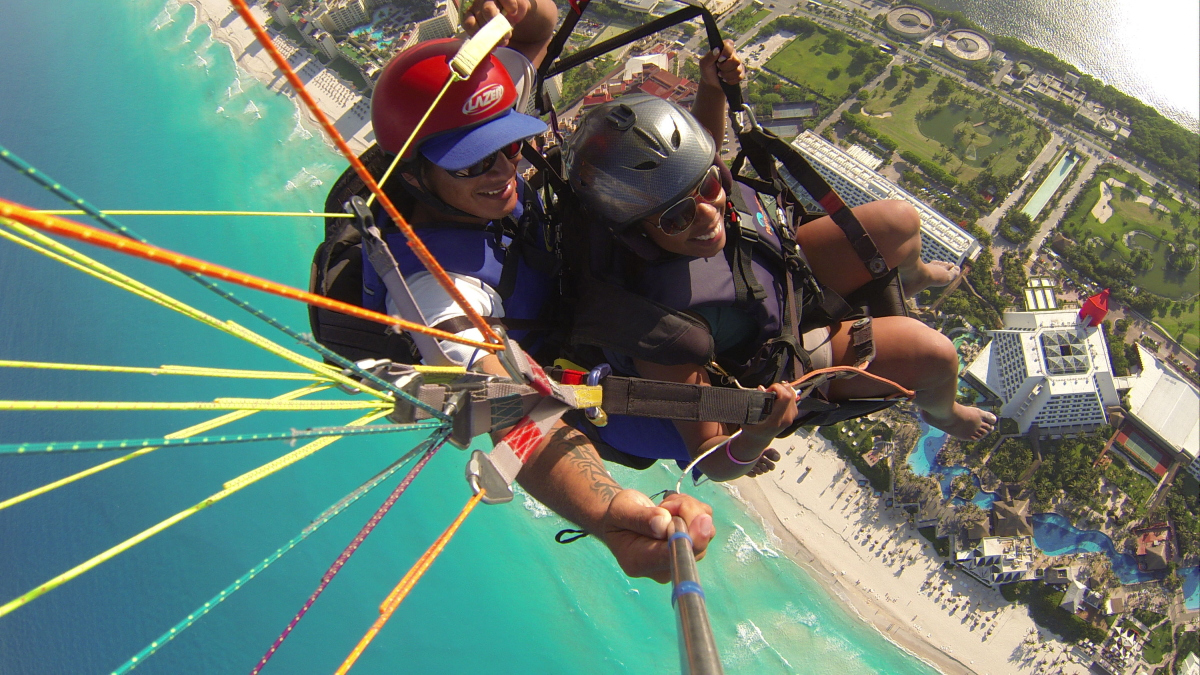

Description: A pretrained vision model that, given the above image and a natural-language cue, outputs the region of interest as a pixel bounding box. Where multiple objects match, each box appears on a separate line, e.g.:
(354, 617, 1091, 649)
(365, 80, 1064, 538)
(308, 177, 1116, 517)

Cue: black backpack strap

(734, 127, 891, 280)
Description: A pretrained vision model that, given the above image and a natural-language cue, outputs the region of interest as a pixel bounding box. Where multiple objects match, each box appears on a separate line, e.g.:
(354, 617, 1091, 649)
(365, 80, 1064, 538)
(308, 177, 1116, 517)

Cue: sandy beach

(185, 0, 373, 154)
(731, 432, 1093, 675)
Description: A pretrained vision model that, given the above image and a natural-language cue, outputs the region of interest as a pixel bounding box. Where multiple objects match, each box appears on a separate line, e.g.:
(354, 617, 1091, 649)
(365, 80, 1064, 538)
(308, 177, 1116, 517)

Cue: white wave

(242, 100, 261, 119)
(193, 50, 209, 71)
(284, 166, 324, 192)
(288, 106, 314, 141)
(151, 0, 181, 31)
(725, 522, 780, 565)
(215, 106, 224, 114)
(225, 75, 244, 101)
(731, 620, 794, 670)
(518, 487, 552, 519)
(181, 3, 200, 43)
(779, 601, 819, 630)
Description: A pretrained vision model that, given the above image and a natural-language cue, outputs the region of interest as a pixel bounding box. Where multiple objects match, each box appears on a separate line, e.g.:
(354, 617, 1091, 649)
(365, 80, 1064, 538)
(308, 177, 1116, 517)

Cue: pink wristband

(724, 437, 762, 465)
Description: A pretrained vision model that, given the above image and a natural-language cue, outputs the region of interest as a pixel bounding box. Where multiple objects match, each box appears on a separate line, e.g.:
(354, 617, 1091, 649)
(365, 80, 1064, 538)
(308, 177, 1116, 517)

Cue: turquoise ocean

(0, 2, 940, 673)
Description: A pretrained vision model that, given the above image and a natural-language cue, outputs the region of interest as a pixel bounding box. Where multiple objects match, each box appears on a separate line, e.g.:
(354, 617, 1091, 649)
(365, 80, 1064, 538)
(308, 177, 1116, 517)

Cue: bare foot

(923, 261, 960, 288)
(921, 405, 996, 441)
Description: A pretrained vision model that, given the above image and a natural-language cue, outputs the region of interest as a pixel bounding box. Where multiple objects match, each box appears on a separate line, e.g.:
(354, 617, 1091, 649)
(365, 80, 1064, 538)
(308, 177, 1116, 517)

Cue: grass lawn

(1142, 621, 1174, 664)
(724, 6, 771, 35)
(1058, 167, 1199, 352)
(590, 24, 627, 46)
(859, 70, 1045, 183)
(764, 28, 887, 102)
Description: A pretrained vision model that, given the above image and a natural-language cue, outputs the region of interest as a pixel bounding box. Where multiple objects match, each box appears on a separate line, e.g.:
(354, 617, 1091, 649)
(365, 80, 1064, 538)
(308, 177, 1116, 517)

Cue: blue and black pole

(669, 514, 724, 675)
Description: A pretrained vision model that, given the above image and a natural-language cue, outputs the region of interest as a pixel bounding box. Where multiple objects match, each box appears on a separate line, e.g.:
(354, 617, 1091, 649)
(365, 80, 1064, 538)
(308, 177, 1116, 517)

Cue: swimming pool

(945, 469, 997, 509)
(907, 422, 946, 476)
(907, 423, 997, 507)
(1184, 566, 1199, 611)
(1021, 151, 1080, 220)
(1032, 513, 1160, 585)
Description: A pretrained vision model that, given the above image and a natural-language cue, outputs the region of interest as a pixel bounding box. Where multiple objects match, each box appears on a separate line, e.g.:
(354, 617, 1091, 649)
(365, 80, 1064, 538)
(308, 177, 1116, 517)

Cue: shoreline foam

(730, 432, 1093, 675)
(184, 0, 372, 155)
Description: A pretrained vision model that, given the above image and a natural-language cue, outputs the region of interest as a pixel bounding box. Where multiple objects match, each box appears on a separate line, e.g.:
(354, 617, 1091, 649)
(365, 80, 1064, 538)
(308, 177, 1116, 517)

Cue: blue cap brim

(420, 109, 548, 171)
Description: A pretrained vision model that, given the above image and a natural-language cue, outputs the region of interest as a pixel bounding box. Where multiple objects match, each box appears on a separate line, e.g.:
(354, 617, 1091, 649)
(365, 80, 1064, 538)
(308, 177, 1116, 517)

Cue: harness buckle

(338, 358, 394, 395)
(465, 449, 515, 505)
(847, 316, 876, 371)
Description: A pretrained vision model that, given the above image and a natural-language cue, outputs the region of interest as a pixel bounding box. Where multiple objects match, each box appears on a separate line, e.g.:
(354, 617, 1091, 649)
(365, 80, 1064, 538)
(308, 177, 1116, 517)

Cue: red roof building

(1079, 289, 1110, 327)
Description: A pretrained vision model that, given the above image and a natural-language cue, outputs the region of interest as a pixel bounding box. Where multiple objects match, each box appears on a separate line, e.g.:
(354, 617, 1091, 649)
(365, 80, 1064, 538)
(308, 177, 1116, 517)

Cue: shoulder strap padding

(569, 277, 715, 367)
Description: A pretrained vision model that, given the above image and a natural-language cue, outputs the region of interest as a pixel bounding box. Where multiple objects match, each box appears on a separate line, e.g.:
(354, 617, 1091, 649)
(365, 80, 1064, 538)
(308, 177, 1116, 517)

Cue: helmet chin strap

(400, 160, 489, 222)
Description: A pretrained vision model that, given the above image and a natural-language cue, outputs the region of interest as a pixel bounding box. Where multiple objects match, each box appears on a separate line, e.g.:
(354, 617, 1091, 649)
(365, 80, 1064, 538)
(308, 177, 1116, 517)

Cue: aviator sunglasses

(449, 141, 523, 179)
(653, 165, 724, 236)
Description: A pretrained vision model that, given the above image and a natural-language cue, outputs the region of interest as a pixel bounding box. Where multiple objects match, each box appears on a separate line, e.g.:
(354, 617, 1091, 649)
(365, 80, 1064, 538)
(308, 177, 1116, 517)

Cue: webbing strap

(347, 196, 458, 366)
(537, 3, 741, 113)
(470, 396, 572, 504)
(737, 128, 889, 279)
(598, 377, 775, 425)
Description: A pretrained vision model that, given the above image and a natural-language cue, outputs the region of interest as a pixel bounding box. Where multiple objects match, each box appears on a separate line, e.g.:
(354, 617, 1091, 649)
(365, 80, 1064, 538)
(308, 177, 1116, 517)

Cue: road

(1027, 155, 1099, 252)
(976, 132, 1062, 233)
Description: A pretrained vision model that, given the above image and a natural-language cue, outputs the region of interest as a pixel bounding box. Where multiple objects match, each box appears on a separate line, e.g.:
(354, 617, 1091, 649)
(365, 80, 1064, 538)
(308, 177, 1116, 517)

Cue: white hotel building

(789, 131, 981, 268)
(964, 309, 1120, 435)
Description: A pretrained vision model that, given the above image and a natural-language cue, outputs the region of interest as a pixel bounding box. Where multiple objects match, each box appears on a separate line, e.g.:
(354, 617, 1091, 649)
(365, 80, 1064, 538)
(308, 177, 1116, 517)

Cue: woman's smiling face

(639, 185, 727, 259)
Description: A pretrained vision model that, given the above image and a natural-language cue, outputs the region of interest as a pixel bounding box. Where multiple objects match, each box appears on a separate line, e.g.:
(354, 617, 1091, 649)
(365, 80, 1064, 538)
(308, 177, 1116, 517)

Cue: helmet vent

(670, 122, 681, 149)
(632, 160, 659, 171)
(631, 126, 666, 156)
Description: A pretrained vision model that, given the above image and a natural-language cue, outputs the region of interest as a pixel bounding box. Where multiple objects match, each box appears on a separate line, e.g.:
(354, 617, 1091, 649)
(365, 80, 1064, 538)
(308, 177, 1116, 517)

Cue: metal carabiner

(734, 103, 763, 135)
(584, 363, 610, 427)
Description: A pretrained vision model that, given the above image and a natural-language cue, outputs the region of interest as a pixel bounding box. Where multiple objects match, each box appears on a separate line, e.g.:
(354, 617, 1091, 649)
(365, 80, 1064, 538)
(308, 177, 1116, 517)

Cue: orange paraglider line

(0, 199, 502, 353)
(228, 0, 502, 346)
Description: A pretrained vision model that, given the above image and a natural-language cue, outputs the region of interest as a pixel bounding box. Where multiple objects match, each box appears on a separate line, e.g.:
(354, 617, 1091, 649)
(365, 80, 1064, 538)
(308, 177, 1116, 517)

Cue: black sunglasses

(449, 142, 523, 179)
(653, 166, 724, 236)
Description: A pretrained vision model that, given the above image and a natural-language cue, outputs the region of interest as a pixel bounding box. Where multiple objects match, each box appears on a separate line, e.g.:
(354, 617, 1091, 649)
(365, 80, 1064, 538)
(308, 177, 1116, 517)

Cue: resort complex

(790, 130, 982, 267)
(964, 305, 1120, 436)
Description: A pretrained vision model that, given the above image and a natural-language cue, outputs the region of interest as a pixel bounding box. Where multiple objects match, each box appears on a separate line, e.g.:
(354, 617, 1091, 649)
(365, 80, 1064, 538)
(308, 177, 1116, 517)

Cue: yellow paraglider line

(0, 220, 392, 402)
(0, 359, 329, 382)
(0, 409, 393, 619)
(0, 384, 332, 512)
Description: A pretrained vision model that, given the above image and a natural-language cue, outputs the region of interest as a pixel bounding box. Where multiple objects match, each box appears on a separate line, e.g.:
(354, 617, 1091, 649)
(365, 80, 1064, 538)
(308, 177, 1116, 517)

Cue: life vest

(360, 176, 557, 350)
(308, 145, 559, 365)
(569, 175, 813, 386)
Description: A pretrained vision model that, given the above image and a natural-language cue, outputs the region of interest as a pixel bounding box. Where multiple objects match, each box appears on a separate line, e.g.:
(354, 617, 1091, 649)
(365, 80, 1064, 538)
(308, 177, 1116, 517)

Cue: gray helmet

(564, 93, 716, 232)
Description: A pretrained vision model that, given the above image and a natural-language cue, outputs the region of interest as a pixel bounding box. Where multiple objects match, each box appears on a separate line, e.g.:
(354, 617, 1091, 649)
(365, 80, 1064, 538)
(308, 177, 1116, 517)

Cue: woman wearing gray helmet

(563, 56, 994, 482)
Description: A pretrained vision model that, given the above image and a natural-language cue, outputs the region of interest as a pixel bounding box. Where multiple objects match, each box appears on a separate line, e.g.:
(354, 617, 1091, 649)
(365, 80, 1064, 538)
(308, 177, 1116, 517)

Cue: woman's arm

(690, 39, 745, 153)
(632, 358, 796, 481)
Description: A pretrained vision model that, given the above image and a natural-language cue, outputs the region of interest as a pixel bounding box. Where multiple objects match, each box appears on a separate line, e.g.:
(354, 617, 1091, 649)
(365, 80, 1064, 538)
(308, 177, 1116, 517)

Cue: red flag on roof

(1079, 289, 1110, 327)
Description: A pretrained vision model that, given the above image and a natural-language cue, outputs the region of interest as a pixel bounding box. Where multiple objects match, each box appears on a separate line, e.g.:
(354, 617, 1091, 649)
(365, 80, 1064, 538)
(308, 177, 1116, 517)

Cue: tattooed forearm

(516, 423, 620, 531)
(542, 426, 620, 501)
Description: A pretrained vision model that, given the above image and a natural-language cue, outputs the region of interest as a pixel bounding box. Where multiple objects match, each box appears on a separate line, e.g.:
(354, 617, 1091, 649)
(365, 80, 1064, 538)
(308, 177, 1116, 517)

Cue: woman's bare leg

(824, 316, 995, 440)
(795, 200, 960, 298)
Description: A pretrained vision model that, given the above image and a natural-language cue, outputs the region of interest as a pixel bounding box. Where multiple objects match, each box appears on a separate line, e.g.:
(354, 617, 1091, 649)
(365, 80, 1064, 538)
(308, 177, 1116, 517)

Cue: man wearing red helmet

(355, 0, 716, 583)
